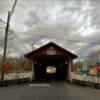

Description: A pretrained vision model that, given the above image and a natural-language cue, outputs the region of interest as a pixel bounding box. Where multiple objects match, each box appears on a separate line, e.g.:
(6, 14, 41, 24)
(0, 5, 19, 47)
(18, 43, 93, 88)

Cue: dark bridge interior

(33, 56, 68, 81)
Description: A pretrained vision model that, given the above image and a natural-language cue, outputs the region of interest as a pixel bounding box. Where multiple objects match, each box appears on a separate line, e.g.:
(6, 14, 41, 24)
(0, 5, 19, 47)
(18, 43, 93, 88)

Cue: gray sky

(0, 0, 100, 59)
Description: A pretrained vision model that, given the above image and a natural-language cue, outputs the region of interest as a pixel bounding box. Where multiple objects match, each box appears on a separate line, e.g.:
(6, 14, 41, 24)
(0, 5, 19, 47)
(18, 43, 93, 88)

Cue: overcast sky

(0, 0, 100, 59)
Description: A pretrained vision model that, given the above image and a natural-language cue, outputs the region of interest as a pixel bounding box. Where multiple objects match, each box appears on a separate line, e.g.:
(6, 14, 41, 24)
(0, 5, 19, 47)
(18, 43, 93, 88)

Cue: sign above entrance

(47, 46, 56, 55)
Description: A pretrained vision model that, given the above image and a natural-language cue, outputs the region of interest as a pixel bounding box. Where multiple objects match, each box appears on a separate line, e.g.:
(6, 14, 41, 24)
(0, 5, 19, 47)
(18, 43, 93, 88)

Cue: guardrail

(72, 73, 100, 89)
(0, 72, 32, 87)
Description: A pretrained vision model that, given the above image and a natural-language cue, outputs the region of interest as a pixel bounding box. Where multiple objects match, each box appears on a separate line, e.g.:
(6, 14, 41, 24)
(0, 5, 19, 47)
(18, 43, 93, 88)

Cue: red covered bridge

(25, 42, 77, 82)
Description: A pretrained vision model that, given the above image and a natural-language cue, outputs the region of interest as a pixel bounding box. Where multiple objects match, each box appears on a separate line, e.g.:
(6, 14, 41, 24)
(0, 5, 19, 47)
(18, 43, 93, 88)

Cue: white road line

(29, 84, 50, 87)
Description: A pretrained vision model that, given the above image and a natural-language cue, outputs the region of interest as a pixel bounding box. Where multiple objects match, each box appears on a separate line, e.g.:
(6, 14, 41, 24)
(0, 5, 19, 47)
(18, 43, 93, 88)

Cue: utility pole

(1, 11, 10, 81)
(1, 0, 17, 82)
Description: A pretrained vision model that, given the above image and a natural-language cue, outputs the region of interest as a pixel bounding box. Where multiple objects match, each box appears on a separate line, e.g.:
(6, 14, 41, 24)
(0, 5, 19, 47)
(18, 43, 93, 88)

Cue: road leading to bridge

(0, 82, 100, 100)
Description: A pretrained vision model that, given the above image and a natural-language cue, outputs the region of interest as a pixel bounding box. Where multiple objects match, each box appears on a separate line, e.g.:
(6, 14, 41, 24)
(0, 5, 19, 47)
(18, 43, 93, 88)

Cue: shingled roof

(25, 42, 77, 59)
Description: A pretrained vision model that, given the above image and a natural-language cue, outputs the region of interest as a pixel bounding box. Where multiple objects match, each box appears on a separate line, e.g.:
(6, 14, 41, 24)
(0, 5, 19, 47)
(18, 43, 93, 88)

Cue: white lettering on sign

(47, 47, 56, 55)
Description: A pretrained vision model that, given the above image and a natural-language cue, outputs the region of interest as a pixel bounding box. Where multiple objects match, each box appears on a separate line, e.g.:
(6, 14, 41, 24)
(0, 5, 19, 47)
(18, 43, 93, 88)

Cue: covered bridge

(25, 42, 77, 82)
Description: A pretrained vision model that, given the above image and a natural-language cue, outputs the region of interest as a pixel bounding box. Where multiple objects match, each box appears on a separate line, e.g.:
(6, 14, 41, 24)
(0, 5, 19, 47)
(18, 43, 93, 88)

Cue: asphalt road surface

(0, 82, 100, 100)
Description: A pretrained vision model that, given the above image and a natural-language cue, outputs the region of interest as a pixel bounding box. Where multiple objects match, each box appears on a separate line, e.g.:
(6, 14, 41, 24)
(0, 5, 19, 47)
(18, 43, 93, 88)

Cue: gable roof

(25, 42, 77, 59)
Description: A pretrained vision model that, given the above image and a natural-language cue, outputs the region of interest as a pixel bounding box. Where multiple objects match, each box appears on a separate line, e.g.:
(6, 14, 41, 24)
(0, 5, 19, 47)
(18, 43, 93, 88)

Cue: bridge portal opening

(33, 56, 68, 81)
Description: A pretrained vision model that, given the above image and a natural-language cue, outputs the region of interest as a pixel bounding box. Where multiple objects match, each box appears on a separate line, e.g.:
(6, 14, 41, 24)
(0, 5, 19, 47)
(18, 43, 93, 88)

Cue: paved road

(0, 82, 100, 100)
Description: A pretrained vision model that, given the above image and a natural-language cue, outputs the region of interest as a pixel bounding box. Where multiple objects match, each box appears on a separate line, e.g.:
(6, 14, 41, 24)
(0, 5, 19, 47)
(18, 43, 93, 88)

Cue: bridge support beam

(67, 60, 72, 82)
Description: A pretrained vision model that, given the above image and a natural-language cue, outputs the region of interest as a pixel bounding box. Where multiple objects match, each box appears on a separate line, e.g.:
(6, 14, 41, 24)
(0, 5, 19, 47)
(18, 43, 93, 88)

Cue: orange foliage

(2, 63, 13, 73)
